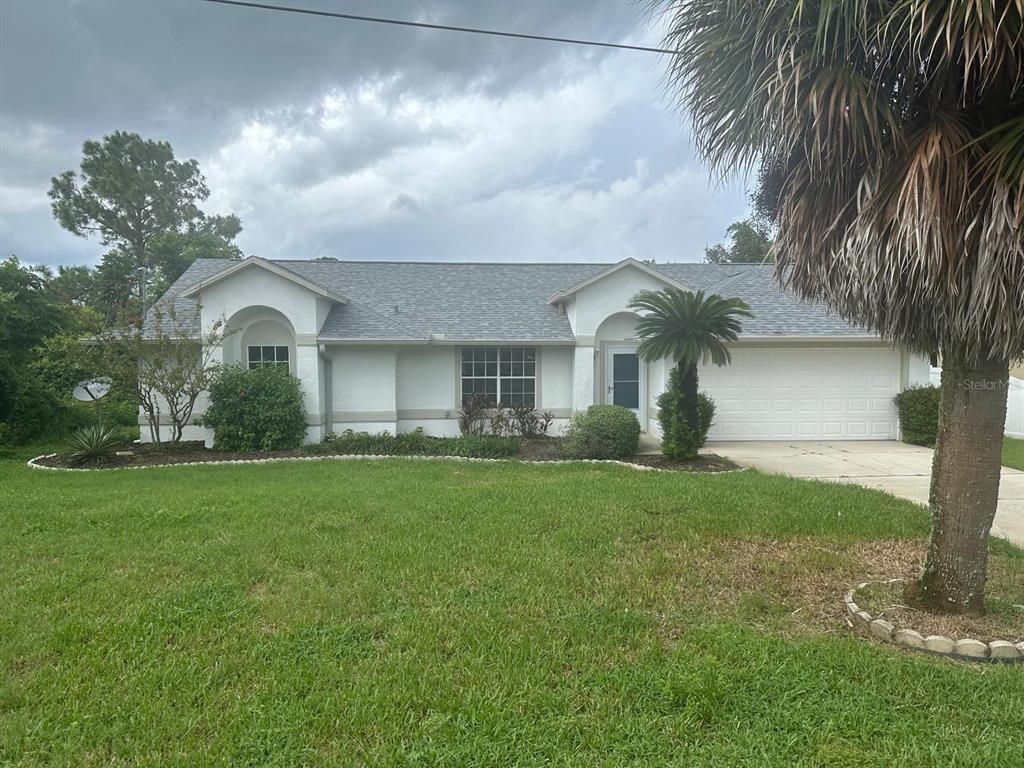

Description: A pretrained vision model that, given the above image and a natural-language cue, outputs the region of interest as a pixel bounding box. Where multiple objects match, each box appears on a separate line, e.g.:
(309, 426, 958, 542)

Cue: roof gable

(179, 256, 348, 304)
(546, 258, 691, 304)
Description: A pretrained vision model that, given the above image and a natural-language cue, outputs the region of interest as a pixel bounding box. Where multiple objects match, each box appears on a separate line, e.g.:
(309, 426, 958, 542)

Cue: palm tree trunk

(677, 361, 699, 432)
(917, 359, 1009, 615)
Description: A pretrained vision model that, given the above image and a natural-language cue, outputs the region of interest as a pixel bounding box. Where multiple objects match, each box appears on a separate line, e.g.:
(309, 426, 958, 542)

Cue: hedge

(894, 385, 941, 447)
(562, 405, 641, 459)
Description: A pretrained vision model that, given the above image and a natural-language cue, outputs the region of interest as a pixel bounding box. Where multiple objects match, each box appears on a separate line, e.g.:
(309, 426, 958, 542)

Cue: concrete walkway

(708, 441, 1024, 548)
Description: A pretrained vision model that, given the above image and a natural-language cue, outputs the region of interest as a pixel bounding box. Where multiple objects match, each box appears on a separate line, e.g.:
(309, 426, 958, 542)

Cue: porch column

(573, 345, 596, 413)
(295, 342, 324, 443)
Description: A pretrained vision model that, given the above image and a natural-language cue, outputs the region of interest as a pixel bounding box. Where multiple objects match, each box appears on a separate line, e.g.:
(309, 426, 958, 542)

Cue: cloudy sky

(0, 0, 750, 268)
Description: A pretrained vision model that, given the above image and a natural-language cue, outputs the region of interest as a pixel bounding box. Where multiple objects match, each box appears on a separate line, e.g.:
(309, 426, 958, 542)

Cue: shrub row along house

(141, 256, 932, 445)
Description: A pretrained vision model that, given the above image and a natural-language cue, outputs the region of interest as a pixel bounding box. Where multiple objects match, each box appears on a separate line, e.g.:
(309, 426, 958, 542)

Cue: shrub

(457, 396, 554, 438)
(562, 405, 641, 459)
(306, 428, 521, 459)
(509, 403, 554, 438)
(202, 366, 307, 451)
(657, 368, 716, 460)
(428, 434, 521, 458)
(65, 424, 124, 465)
(894, 385, 941, 446)
(1, 369, 76, 445)
(458, 395, 490, 435)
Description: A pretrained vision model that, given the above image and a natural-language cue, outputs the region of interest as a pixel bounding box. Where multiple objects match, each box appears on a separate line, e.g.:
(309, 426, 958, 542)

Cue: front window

(461, 346, 536, 407)
(247, 345, 289, 370)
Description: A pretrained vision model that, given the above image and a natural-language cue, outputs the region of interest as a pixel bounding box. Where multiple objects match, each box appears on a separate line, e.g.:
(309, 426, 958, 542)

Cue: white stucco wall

(136, 390, 210, 443)
(395, 346, 459, 436)
(397, 347, 456, 411)
(199, 266, 326, 337)
(326, 346, 398, 434)
(539, 347, 573, 412)
(568, 266, 673, 338)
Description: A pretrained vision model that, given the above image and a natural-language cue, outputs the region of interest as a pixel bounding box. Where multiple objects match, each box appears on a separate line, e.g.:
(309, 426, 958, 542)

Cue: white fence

(1008, 377, 1024, 438)
(929, 368, 1024, 438)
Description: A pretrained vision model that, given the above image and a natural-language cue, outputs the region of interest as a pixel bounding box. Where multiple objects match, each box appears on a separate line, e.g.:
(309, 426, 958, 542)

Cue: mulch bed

(34, 438, 741, 473)
(627, 453, 739, 472)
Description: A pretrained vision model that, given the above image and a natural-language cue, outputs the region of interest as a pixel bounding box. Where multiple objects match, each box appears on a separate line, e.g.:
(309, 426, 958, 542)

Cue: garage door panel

(770, 422, 796, 438)
(702, 347, 900, 441)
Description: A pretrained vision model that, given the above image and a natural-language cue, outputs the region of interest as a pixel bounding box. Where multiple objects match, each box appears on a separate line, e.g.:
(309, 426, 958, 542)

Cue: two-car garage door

(700, 346, 901, 441)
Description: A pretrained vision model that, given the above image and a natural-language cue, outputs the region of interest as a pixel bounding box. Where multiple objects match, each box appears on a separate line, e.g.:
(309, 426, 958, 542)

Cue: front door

(605, 346, 644, 424)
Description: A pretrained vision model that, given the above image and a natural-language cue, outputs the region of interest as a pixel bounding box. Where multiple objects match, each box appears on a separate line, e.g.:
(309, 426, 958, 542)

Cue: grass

(2, 452, 1023, 766)
(1004, 436, 1024, 471)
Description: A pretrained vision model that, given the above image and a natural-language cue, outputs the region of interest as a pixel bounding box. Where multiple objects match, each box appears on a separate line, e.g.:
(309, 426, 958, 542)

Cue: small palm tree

(629, 288, 752, 439)
(658, 1, 1023, 613)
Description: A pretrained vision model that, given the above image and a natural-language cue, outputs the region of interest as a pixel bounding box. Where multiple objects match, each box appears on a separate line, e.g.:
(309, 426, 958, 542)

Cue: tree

(659, 1, 1023, 613)
(0, 257, 76, 441)
(704, 219, 773, 264)
(100, 306, 233, 444)
(49, 131, 242, 322)
(148, 214, 243, 296)
(628, 289, 751, 456)
(45, 264, 99, 308)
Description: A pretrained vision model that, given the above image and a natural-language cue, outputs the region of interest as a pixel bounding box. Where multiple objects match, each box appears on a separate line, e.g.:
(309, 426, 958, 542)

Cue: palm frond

(628, 288, 753, 366)
(657, 0, 1024, 365)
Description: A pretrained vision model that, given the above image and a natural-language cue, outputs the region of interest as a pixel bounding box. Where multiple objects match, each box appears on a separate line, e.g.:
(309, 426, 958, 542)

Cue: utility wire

(202, 0, 676, 55)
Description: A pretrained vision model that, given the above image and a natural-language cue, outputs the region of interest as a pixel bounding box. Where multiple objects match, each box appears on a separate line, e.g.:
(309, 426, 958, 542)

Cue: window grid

(461, 347, 536, 407)
(247, 345, 290, 370)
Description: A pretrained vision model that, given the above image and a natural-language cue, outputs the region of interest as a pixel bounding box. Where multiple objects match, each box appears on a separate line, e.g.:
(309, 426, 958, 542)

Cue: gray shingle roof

(147, 259, 869, 341)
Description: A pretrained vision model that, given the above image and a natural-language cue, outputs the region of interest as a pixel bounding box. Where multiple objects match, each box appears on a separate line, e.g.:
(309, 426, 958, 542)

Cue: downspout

(318, 344, 332, 438)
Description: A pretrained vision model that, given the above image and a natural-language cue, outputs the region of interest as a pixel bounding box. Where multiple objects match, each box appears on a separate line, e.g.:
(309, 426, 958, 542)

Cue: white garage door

(700, 346, 900, 441)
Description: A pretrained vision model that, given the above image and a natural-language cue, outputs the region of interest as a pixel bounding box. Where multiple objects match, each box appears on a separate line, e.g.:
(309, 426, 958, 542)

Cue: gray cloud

(0, 0, 748, 268)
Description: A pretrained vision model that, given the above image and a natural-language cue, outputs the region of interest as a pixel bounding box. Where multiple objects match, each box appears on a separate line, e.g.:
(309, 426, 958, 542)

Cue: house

(141, 256, 932, 445)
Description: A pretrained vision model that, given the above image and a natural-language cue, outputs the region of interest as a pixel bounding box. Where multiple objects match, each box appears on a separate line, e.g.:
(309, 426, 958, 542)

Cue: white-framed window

(461, 346, 536, 407)
(247, 345, 289, 370)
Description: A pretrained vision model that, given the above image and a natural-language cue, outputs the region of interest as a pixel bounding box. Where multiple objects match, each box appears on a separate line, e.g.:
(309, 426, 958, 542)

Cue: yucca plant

(658, 0, 1023, 613)
(629, 288, 752, 456)
(66, 425, 124, 465)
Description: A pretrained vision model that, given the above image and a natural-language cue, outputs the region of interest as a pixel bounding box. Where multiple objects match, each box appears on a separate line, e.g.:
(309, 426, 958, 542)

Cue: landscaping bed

(32, 435, 741, 473)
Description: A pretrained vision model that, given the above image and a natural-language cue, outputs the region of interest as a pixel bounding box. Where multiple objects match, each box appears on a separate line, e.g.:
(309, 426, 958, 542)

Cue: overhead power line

(201, 0, 677, 55)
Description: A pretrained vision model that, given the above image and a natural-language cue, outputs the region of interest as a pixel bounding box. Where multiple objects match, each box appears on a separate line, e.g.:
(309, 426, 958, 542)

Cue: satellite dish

(73, 377, 113, 402)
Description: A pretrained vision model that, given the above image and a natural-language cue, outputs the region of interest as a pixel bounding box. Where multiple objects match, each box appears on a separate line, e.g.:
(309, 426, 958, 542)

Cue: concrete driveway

(709, 441, 1024, 548)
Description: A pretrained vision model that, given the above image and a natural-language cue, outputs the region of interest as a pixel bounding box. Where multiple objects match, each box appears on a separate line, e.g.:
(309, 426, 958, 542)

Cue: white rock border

(27, 452, 751, 475)
(844, 579, 1023, 663)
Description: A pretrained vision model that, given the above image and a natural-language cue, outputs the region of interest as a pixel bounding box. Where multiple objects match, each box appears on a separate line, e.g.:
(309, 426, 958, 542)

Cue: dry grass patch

(645, 537, 1024, 643)
(858, 569, 1024, 643)
(680, 537, 927, 634)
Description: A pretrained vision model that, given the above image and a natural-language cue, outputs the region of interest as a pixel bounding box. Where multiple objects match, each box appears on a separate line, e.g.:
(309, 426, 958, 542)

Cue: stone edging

(26, 452, 751, 475)
(844, 579, 1023, 663)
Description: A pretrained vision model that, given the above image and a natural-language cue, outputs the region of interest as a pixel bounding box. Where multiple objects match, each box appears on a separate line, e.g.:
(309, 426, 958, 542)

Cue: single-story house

(141, 256, 931, 444)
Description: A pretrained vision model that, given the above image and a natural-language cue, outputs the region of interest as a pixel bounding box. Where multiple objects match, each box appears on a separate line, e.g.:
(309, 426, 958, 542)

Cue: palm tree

(658, 1, 1023, 613)
(629, 288, 752, 442)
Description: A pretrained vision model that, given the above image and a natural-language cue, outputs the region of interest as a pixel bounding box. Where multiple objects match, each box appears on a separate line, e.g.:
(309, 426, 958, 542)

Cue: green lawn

(1004, 436, 1024, 471)
(2, 452, 1022, 767)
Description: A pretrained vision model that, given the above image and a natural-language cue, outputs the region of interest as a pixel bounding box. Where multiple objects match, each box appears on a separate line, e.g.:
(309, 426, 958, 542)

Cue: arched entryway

(594, 312, 646, 425)
(223, 306, 297, 375)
